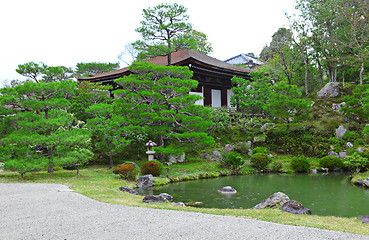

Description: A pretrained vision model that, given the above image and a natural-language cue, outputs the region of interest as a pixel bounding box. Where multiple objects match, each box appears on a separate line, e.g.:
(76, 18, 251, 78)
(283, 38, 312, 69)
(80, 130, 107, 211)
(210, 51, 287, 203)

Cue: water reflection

(152, 173, 369, 217)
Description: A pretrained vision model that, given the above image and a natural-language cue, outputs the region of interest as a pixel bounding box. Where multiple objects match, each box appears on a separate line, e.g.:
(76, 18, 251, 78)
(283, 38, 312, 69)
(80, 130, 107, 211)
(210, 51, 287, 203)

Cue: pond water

(150, 173, 369, 217)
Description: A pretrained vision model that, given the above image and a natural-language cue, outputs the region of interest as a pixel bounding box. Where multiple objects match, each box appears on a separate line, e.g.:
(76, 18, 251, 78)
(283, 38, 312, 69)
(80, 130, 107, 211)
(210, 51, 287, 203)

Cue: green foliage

(252, 147, 268, 154)
(234, 142, 250, 155)
(344, 152, 369, 173)
(290, 157, 311, 173)
(113, 162, 139, 180)
(221, 152, 245, 172)
(140, 160, 163, 176)
(266, 128, 331, 157)
(250, 153, 272, 171)
(113, 62, 214, 154)
(75, 62, 120, 77)
(342, 131, 360, 143)
(319, 156, 344, 170)
(270, 161, 283, 172)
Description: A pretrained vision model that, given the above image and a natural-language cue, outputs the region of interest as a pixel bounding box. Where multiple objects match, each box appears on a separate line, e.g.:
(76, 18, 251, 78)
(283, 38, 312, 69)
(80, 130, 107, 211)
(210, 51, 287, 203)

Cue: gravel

(0, 183, 368, 240)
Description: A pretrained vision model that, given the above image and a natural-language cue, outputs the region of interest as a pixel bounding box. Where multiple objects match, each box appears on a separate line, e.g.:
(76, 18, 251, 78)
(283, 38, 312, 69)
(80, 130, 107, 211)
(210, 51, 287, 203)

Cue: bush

(113, 162, 139, 180)
(250, 153, 271, 171)
(342, 131, 360, 143)
(270, 161, 283, 172)
(252, 147, 268, 154)
(140, 160, 163, 176)
(319, 156, 344, 170)
(344, 152, 369, 173)
(290, 157, 311, 172)
(221, 152, 245, 172)
(234, 142, 249, 154)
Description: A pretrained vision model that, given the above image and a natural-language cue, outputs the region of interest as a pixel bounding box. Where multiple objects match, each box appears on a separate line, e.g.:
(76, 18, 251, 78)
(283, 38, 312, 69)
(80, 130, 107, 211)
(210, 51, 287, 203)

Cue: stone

(168, 152, 185, 164)
(185, 202, 203, 207)
(260, 123, 276, 132)
(328, 151, 339, 158)
(363, 178, 369, 187)
(317, 82, 339, 99)
(246, 141, 252, 150)
(280, 200, 311, 215)
(118, 186, 138, 195)
(347, 142, 354, 148)
(143, 193, 174, 203)
(200, 152, 209, 159)
(311, 168, 317, 174)
(339, 151, 347, 159)
(336, 126, 347, 139)
(224, 144, 234, 153)
(218, 186, 237, 194)
(358, 215, 369, 224)
(171, 202, 186, 207)
(357, 147, 365, 153)
(247, 149, 253, 157)
(137, 174, 153, 189)
(253, 192, 290, 209)
(211, 150, 222, 161)
(332, 102, 346, 114)
(253, 135, 266, 143)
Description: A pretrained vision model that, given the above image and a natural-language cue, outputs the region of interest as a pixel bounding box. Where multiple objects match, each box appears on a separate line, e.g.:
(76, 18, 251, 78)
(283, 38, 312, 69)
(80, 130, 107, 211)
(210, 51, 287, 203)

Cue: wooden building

(78, 49, 251, 108)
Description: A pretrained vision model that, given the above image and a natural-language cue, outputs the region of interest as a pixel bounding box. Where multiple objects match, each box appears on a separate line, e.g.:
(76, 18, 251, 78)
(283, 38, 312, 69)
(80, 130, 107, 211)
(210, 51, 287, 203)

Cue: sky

(0, 0, 297, 87)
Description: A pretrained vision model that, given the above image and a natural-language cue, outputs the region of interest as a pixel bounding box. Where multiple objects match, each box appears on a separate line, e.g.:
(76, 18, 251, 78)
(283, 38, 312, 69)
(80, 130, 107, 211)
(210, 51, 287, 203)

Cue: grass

(1, 164, 369, 236)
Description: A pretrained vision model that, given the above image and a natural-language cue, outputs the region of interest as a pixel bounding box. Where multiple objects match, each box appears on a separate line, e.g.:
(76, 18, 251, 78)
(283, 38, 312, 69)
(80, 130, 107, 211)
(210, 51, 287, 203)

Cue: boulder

(332, 102, 346, 114)
(224, 144, 235, 153)
(363, 178, 369, 187)
(246, 141, 252, 150)
(260, 123, 276, 132)
(358, 215, 369, 224)
(280, 200, 311, 215)
(311, 168, 318, 174)
(339, 151, 347, 159)
(317, 82, 339, 99)
(137, 174, 153, 189)
(347, 142, 354, 148)
(168, 152, 185, 164)
(143, 193, 174, 203)
(171, 202, 186, 207)
(247, 149, 253, 157)
(328, 151, 339, 158)
(200, 152, 209, 160)
(357, 147, 365, 153)
(118, 186, 138, 195)
(211, 151, 222, 161)
(336, 126, 347, 139)
(253, 192, 290, 209)
(218, 186, 237, 194)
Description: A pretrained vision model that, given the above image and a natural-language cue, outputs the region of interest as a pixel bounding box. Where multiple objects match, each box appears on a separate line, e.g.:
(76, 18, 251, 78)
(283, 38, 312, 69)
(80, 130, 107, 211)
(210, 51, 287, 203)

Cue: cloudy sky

(0, 0, 296, 86)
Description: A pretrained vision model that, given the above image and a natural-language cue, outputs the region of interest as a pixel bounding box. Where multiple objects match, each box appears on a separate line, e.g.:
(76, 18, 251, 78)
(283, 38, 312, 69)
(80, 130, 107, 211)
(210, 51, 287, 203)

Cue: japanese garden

(1, 0, 369, 237)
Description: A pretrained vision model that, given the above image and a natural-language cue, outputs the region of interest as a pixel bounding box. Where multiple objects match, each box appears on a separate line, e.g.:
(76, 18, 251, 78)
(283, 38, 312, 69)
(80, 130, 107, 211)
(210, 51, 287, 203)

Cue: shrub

(319, 156, 344, 170)
(344, 152, 369, 173)
(250, 153, 271, 171)
(270, 161, 283, 172)
(290, 157, 311, 172)
(342, 131, 360, 143)
(113, 162, 139, 180)
(252, 147, 268, 154)
(140, 160, 163, 176)
(221, 152, 245, 172)
(234, 142, 249, 154)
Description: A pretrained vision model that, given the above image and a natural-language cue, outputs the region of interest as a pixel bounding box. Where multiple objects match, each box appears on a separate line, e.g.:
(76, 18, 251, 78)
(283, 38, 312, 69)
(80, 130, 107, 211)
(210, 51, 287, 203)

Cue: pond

(149, 173, 369, 217)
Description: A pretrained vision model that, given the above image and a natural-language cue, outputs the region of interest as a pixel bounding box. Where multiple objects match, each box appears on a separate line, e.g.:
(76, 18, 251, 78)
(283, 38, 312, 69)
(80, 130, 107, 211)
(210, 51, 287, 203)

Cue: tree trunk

(360, 59, 364, 85)
(342, 70, 345, 87)
(47, 147, 54, 173)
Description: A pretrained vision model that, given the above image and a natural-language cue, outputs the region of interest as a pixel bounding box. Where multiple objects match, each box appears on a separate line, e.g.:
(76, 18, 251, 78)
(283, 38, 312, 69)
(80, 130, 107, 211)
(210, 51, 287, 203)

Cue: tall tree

(113, 62, 214, 154)
(75, 62, 120, 77)
(132, 3, 212, 64)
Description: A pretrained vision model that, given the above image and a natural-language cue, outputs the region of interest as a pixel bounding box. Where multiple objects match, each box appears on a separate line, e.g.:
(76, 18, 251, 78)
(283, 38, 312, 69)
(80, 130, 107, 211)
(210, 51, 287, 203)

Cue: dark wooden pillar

(204, 86, 211, 106)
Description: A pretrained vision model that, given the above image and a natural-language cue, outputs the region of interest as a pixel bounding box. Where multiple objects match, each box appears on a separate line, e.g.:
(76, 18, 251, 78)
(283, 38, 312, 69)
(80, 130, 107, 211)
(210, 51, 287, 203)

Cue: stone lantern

(145, 140, 157, 161)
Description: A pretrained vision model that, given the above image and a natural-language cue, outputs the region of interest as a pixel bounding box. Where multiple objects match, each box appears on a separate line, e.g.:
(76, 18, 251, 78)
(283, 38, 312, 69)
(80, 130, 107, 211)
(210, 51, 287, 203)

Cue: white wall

(189, 91, 204, 106)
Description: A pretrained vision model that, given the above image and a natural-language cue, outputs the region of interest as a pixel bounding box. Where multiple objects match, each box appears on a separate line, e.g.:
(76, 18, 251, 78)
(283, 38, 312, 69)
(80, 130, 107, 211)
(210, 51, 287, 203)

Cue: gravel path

(0, 183, 368, 240)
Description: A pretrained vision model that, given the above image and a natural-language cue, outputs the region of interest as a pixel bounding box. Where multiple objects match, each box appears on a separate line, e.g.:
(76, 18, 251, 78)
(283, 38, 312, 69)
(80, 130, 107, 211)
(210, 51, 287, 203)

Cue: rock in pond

(253, 192, 290, 209)
(280, 200, 311, 215)
(137, 174, 153, 189)
(118, 186, 138, 195)
(358, 215, 369, 224)
(143, 193, 174, 203)
(218, 186, 237, 194)
(171, 202, 186, 207)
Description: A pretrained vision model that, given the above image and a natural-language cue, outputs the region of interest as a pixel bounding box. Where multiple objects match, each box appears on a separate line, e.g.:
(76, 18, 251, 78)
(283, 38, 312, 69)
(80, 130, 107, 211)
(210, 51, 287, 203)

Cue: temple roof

(78, 49, 251, 82)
